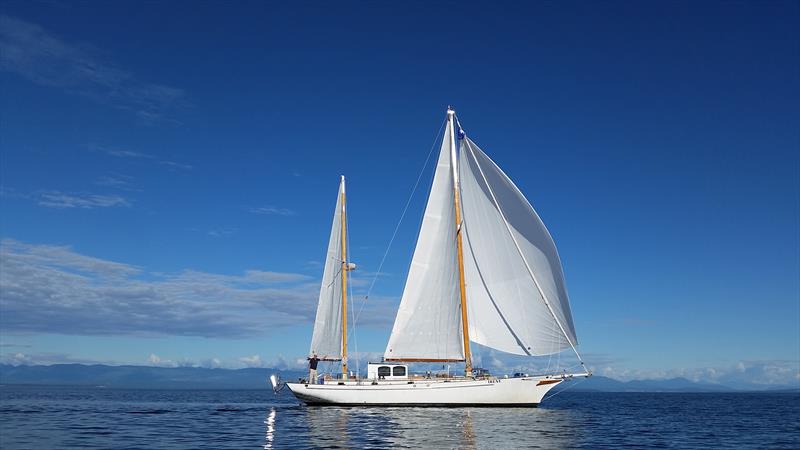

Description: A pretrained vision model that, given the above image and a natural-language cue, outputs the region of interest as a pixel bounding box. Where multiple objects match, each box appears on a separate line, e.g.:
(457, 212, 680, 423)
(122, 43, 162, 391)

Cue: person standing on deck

(308, 355, 320, 384)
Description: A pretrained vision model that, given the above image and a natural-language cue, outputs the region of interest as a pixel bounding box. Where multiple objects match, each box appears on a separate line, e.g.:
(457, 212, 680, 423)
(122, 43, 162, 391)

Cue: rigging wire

(545, 319, 555, 374)
(345, 201, 360, 378)
(351, 117, 447, 327)
(542, 375, 588, 401)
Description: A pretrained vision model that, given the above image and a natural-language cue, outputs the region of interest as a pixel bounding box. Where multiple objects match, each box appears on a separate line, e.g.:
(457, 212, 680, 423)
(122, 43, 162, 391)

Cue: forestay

(384, 120, 465, 361)
(309, 179, 345, 359)
(459, 137, 578, 356)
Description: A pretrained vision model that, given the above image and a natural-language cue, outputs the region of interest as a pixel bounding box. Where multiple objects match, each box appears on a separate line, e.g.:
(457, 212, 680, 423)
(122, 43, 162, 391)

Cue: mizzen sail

(309, 178, 345, 359)
(459, 137, 578, 356)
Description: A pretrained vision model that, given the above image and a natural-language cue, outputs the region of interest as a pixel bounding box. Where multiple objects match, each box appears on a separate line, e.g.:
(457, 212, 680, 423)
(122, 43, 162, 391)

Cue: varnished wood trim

(384, 358, 466, 363)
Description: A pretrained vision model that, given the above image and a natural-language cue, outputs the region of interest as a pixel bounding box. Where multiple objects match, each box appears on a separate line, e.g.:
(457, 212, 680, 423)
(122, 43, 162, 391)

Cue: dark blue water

(0, 385, 798, 449)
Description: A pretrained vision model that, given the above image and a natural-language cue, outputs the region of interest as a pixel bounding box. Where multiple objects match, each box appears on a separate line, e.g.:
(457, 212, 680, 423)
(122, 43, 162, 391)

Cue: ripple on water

(0, 387, 798, 449)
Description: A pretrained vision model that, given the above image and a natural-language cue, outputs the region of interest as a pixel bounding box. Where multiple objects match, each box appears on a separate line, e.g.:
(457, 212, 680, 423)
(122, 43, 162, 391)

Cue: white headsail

(384, 119, 465, 361)
(309, 178, 345, 359)
(459, 136, 578, 356)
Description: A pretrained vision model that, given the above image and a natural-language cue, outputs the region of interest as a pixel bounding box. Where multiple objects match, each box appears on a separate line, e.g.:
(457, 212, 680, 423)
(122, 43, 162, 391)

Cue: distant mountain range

(1, 364, 797, 392)
(567, 374, 741, 392)
(0, 364, 304, 389)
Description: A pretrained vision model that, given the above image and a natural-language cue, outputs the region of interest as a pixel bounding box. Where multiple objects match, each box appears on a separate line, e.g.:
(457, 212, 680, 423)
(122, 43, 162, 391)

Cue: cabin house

(367, 362, 408, 380)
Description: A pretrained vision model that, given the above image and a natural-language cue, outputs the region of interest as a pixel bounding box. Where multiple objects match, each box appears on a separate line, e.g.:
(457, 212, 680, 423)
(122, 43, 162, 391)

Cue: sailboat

(278, 108, 590, 406)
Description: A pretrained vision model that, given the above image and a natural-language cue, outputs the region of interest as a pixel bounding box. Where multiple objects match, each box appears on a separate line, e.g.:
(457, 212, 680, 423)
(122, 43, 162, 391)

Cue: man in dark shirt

(308, 355, 320, 384)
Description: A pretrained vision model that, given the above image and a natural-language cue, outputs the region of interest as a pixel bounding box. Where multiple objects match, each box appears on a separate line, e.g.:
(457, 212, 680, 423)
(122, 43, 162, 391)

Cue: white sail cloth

(384, 120, 465, 361)
(309, 179, 345, 359)
(459, 137, 578, 355)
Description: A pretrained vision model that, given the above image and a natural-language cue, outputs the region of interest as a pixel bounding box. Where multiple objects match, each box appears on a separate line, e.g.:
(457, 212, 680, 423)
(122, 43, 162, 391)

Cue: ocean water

(0, 385, 798, 449)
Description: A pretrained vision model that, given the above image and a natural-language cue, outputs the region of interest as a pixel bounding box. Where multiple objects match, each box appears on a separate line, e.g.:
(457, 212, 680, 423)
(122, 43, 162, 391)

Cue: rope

(542, 375, 588, 401)
(351, 117, 446, 326)
(545, 317, 556, 374)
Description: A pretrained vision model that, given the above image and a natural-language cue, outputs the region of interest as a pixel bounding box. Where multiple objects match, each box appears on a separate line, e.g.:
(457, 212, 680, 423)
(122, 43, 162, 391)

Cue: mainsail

(309, 178, 345, 359)
(459, 137, 578, 355)
(384, 119, 465, 361)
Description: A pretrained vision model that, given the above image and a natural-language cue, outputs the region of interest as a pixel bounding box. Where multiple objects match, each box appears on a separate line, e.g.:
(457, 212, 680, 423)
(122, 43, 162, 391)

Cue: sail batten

(308, 179, 345, 359)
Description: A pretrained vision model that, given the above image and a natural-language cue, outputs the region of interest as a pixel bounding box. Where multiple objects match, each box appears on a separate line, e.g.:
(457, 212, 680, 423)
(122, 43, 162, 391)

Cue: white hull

(286, 376, 563, 407)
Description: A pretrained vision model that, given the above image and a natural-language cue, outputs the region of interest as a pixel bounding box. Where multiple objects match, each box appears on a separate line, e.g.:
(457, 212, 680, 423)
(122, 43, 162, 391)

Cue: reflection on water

(263, 407, 276, 449)
(3, 387, 795, 449)
(269, 403, 577, 449)
(462, 410, 476, 450)
(0, 386, 800, 450)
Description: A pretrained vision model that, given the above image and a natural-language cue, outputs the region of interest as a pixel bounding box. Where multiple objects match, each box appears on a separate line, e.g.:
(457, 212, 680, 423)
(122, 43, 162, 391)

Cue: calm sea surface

(0, 385, 798, 449)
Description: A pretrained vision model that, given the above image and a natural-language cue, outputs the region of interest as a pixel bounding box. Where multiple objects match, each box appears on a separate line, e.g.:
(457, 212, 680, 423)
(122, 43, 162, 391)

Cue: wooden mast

(448, 107, 473, 378)
(339, 175, 349, 378)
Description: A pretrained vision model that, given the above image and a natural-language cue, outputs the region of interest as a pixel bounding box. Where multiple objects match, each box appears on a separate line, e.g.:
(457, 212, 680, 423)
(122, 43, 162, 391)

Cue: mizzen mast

(448, 107, 473, 378)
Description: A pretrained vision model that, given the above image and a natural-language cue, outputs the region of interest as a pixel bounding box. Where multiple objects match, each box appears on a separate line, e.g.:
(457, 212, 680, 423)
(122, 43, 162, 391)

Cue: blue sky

(1, 1, 798, 385)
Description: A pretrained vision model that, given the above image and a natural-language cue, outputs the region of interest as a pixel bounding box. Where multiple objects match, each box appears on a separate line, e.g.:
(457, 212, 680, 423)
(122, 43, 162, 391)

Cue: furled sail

(384, 120, 465, 361)
(459, 137, 578, 356)
(309, 178, 345, 359)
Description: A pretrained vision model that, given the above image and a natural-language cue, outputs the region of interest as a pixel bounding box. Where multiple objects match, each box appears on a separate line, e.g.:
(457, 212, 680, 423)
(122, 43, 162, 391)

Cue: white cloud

(239, 354, 264, 368)
(89, 144, 192, 171)
(244, 270, 311, 283)
(0, 351, 116, 366)
(37, 190, 130, 209)
(0, 349, 305, 370)
(158, 160, 193, 171)
(200, 358, 223, 369)
(0, 14, 185, 122)
(0, 238, 393, 339)
(3, 345, 797, 387)
(456, 348, 800, 388)
(582, 358, 800, 389)
(100, 148, 154, 159)
(3, 239, 140, 278)
(2, 352, 33, 365)
(95, 174, 138, 191)
(266, 354, 308, 371)
(247, 206, 296, 216)
(207, 228, 237, 238)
